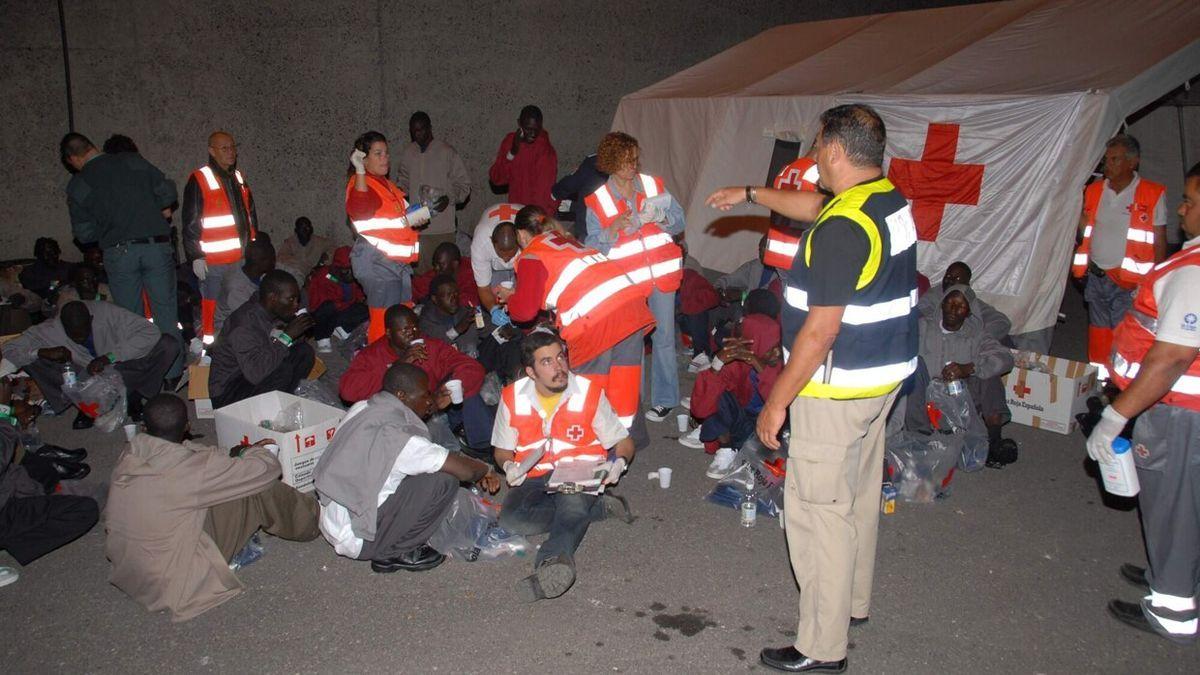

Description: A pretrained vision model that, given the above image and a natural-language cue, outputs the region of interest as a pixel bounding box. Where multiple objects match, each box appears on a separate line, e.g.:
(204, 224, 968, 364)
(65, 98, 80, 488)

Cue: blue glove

(491, 307, 511, 327)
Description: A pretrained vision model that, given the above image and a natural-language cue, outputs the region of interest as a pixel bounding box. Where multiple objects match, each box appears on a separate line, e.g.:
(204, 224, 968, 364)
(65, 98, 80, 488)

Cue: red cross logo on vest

(887, 123, 985, 241)
(565, 424, 586, 443)
(490, 204, 520, 222)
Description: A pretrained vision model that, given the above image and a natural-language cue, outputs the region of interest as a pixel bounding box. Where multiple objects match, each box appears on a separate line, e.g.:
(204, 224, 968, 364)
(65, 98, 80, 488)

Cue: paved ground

(2, 284, 1197, 673)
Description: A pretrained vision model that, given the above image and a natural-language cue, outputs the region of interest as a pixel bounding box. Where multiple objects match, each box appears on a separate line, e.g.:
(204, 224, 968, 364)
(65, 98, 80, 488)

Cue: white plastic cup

(445, 379, 464, 404)
(676, 413, 689, 433)
(410, 338, 425, 346)
(500, 280, 514, 290)
(295, 307, 308, 316)
(122, 424, 137, 441)
(657, 467, 672, 489)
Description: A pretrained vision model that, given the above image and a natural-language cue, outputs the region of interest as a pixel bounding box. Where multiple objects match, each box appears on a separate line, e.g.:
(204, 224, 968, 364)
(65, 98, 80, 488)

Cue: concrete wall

(0, 0, 978, 260)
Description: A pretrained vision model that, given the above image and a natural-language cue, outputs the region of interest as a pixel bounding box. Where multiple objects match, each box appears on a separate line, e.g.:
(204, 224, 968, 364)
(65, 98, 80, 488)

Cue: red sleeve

(346, 181, 382, 221)
(306, 273, 336, 312)
(411, 270, 434, 303)
(689, 363, 751, 420)
(338, 341, 389, 402)
(507, 258, 547, 323)
(488, 134, 515, 187)
(679, 269, 719, 314)
(756, 364, 782, 401)
(538, 143, 561, 213)
(427, 340, 485, 397)
(458, 259, 480, 307)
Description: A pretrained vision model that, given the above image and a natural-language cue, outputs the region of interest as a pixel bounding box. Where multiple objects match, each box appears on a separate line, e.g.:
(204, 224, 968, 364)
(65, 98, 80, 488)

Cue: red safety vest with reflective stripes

(192, 165, 256, 266)
(1107, 245, 1200, 411)
(344, 175, 420, 264)
(764, 157, 821, 270)
(516, 232, 648, 347)
(501, 374, 607, 479)
(583, 174, 683, 294)
(1072, 178, 1164, 289)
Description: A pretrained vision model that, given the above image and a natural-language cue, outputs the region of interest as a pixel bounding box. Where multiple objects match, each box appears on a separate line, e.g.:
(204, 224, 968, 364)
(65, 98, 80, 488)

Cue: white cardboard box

(1003, 351, 1097, 435)
(214, 391, 345, 492)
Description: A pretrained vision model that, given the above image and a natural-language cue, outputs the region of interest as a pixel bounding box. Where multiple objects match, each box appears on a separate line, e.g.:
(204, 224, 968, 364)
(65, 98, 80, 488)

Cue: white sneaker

(0, 566, 18, 588)
(706, 447, 738, 479)
(680, 396, 691, 409)
(316, 338, 333, 353)
(688, 353, 712, 373)
(332, 326, 351, 341)
(678, 426, 704, 449)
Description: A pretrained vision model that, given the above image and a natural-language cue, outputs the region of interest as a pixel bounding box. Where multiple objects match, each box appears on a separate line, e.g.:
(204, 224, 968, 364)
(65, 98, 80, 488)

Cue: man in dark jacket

(61, 132, 182, 379)
(553, 154, 608, 242)
(208, 271, 314, 408)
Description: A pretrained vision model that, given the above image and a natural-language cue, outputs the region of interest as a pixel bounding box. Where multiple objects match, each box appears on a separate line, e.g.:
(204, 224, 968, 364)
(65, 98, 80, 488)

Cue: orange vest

(192, 165, 256, 266)
(345, 175, 422, 264)
(583, 174, 683, 294)
(1108, 245, 1200, 411)
(1072, 178, 1165, 289)
(517, 232, 649, 348)
(501, 374, 608, 479)
(764, 157, 821, 270)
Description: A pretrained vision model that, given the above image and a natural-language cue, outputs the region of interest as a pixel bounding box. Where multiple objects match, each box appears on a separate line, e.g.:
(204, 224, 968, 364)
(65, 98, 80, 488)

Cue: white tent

(612, 0, 1200, 338)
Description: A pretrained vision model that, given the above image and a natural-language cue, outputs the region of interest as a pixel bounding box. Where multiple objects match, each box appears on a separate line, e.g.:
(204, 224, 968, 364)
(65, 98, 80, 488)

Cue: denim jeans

(647, 288, 679, 408)
(102, 241, 183, 377)
(498, 475, 606, 565)
(443, 394, 496, 450)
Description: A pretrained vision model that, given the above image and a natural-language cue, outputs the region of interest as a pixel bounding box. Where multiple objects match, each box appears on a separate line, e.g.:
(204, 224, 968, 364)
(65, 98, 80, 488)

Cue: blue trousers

(700, 391, 758, 449)
(445, 394, 495, 450)
(647, 288, 679, 408)
(102, 241, 183, 378)
(498, 475, 606, 565)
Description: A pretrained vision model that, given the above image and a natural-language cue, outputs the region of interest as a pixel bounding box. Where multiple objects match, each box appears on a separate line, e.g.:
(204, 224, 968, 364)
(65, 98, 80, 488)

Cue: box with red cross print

(214, 391, 345, 492)
(1003, 350, 1097, 435)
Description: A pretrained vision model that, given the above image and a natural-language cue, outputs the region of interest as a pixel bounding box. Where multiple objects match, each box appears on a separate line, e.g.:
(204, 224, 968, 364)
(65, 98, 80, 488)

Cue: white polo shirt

(1090, 173, 1167, 270)
(1154, 236, 1200, 349)
(469, 202, 523, 287)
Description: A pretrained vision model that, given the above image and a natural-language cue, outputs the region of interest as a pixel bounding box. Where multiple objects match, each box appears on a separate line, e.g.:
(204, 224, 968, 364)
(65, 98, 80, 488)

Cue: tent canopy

(614, 0, 1200, 336)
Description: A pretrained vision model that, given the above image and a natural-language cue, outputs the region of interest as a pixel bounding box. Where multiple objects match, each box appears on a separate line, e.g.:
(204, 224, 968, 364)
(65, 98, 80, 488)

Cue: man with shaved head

(469, 203, 524, 310)
(183, 130, 260, 347)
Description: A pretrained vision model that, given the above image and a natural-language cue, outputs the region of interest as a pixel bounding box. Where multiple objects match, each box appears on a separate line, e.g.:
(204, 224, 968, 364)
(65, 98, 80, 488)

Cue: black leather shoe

(51, 460, 90, 482)
(1119, 564, 1149, 591)
(760, 646, 847, 673)
(127, 395, 145, 423)
(371, 545, 445, 573)
(1108, 599, 1198, 645)
(31, 444, 87, 462)
(849, 616, 869, 627)
(72, 412, 94, 430)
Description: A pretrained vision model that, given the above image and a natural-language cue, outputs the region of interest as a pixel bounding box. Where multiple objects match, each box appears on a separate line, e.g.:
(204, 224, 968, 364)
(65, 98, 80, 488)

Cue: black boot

(72, 411, 94, 430)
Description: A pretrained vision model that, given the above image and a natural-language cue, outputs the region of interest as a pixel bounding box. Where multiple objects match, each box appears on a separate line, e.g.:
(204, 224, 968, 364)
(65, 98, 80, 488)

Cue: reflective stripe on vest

(345, 176, 419, 263)
(503, 375, 606, 478)
(785, 287, 918, 325)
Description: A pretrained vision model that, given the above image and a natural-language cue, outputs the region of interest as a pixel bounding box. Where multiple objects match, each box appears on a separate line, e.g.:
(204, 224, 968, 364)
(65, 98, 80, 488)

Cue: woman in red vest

(345, 131, 430, 343)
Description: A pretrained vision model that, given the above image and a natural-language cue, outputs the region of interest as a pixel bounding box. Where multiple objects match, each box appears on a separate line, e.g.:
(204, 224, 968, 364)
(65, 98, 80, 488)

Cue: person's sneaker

(680, 396, 690, 409)
(517, 556, 576, 602)
(332, 326, 351, 341)
(678, 426, 705, 449)
(688, 353, 712, 373)
(316, 338, 333, 353)
(706, 447, 738, 479)
(644, 405, 673, 423)
(229, 534, 265, 571)
(0, 566, 18, 588)
(371, 544, 445, 573)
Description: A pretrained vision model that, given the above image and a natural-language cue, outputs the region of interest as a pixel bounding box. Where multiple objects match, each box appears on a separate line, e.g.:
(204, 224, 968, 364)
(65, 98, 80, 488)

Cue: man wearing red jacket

(339, 305, 493, 453)
(411, 242, 480, 307)
(306, 246, 368, 348)
(488, 106, 559, 215)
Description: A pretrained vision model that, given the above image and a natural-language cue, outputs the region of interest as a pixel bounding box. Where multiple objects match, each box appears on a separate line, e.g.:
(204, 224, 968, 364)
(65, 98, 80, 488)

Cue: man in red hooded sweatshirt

(488, 106, 559, 215)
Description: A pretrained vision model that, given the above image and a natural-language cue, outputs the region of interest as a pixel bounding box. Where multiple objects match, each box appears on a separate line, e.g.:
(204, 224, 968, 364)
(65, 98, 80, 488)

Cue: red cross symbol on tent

(490, 204, 520, 221)
(886, 123, 985, 241)
(565, 424, 585, 443)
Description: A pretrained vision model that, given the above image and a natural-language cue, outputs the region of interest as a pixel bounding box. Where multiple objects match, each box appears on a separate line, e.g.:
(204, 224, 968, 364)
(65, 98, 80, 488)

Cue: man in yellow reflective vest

(709, 103, 918, 673)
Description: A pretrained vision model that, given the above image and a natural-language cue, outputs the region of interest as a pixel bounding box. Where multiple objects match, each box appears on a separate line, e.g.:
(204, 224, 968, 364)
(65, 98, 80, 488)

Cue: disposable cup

(676, 413, 689, 433)
(123, 424, 137, 441)
(445, 379, 464, 404)
(658, 467, 672, 489)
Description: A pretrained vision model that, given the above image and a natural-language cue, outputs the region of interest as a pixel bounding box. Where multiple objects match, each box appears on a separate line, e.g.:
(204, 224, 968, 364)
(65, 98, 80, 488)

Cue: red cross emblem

(77, 401, 100, 418)
(1012, 382, 1032, 398)
(489, 204, 520, 222)
(887, 123, 985, 241)
(565, 424, 585, 443)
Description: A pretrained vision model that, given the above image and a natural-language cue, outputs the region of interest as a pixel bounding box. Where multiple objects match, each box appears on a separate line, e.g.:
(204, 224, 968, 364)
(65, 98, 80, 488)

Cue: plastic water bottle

(20, 423, 43, 452)
(62, 363, 77, 387)
(474, 306, 485, 329)
(740, 494, 757, 527)
(1099, 437, 1140, 497)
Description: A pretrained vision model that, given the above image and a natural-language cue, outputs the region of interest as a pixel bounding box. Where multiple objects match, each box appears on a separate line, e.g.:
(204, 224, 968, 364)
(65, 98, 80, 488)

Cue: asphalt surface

(2, 284, 1197, 673)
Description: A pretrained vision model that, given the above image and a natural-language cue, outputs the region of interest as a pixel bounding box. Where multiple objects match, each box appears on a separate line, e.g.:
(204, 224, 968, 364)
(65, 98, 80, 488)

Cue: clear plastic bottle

(62, 363, 77, 388)
(20, 423, 43, 452)
(740, 494, 757, 527)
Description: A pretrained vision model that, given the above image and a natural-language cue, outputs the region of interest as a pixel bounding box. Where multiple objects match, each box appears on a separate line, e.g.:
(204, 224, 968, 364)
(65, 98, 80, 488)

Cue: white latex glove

(192, 258, 208, 281)
(638, 202, 665, 225)
(1086, 406, 1127, 464)
(350, 149, 367, 175)
(603, 457, 628, 487)
(503, 460, 527, 487)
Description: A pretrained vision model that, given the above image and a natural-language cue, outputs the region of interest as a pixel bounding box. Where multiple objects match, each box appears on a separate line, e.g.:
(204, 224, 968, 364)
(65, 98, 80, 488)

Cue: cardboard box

(187, 356, 324, 400)
(214, 391, 344, 492)
(1003, 351, 1097, 435)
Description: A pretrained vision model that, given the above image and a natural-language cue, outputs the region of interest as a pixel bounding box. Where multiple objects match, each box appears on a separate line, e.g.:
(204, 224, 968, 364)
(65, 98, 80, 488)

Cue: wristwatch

(745, 186, 757, 204)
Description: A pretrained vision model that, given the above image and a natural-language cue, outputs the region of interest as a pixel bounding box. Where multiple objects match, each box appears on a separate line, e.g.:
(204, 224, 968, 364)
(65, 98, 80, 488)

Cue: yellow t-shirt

(537, 392, 563, 419)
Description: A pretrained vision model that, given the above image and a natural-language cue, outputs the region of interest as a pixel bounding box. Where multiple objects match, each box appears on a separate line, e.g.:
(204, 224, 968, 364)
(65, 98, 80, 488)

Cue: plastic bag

(427, 488, 536, 561)
(264, 401, 303, 432)
(62, 369, 126, 432)
(925, 379, 988, 472)
(885, 431, 958, 503)
(705, 439, 787, 518)
(293, 378, 345, 410)
(479, 372, 502, 407)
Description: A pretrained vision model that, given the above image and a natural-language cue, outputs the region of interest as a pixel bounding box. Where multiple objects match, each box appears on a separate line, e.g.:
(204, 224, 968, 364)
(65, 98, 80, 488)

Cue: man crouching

(493, 330, 636, 602)
(314, 362, 499, 573)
